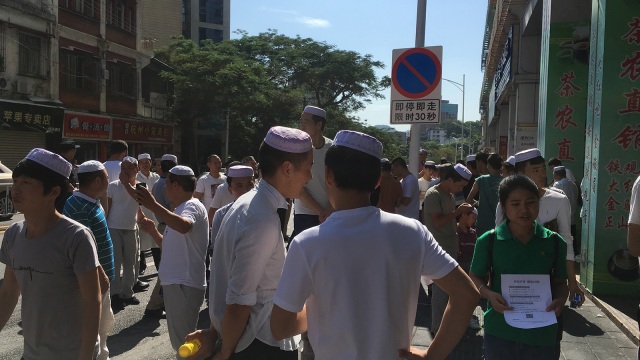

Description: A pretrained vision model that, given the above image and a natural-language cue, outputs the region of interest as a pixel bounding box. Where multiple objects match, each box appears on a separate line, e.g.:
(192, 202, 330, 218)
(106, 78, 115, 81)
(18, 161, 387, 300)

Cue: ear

(325, 165, 334, 187)
(281, 160, 294, 178)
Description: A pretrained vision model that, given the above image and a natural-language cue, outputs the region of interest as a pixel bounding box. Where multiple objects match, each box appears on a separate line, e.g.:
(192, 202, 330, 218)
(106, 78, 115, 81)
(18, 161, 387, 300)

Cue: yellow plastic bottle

(178, 339, 201, 358)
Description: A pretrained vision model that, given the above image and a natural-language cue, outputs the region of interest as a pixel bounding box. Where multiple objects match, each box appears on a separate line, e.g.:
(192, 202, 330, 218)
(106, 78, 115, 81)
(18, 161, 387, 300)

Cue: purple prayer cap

(264, 126, 312, 153)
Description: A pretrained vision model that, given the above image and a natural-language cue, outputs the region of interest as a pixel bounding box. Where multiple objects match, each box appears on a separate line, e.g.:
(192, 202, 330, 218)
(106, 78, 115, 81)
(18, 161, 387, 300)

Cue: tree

(156, 31, 392, 168)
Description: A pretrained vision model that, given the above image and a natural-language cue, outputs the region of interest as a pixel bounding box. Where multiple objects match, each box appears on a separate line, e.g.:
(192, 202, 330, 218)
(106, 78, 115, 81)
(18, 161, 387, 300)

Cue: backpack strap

(550, 232, 559, 279)
(488, 229, 496, 286)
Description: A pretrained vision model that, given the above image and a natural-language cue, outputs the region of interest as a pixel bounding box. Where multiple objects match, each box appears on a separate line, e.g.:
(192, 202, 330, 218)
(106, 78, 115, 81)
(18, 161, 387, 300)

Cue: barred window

(59, 50, 99, 93)
(18, 32, 47, 77)
(107, 61, 136, 98)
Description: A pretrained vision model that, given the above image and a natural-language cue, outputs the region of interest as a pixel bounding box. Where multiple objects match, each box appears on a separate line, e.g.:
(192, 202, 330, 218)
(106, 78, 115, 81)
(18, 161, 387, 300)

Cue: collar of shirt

(494, 220, 553, 241)
(256, 179, 289, 210)
(72, 190, 99, 204)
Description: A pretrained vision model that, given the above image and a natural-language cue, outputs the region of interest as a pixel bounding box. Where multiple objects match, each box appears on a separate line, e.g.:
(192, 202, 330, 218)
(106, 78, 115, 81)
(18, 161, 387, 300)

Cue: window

(59, 50, 99, 93)
(18, 32, 46, 77)
(199, 0, 223, 24)
(199, 28, 223, 43)
(107, 61, 136, 98)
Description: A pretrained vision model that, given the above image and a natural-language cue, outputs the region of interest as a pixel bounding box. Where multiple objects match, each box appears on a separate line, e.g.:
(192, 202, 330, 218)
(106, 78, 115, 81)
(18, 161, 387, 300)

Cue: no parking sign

(390, 46, 442, 124)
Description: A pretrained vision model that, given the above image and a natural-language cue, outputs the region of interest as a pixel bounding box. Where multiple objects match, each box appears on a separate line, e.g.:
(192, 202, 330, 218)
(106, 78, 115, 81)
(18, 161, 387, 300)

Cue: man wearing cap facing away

(552, 166, 580, 256)
(185, 126, 310, 360)
(135, 164, 209, 357)
(137, 153, 161, 275)
(103, 140, 128, 183)
(0, 149, 102, 359)
(423, 163, 475, 335)
(107, 156, 145, 308)
(391, 157, 421, 220)
(55, 140, 82, 212)
(270, 131, 479, 360)
(63, 160, 115, 360)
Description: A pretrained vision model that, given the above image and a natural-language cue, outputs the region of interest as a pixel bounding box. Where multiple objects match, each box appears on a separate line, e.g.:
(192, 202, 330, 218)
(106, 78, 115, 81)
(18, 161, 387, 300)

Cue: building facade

(182, 0, 230, 45)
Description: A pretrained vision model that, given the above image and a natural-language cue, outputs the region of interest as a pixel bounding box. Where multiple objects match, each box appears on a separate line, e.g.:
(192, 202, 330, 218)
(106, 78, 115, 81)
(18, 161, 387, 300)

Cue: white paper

(501, 274, 557, 329)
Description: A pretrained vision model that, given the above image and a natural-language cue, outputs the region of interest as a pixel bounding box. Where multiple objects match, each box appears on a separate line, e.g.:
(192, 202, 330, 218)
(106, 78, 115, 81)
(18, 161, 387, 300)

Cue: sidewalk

(412, 285, 638, 359)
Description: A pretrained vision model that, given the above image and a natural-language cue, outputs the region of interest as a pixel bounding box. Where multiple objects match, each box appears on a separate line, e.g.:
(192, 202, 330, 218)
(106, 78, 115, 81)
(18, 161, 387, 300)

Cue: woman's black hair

(498, 175, 540, 206)
(13, 159, 68, 195)
(325, 145, 380, 192)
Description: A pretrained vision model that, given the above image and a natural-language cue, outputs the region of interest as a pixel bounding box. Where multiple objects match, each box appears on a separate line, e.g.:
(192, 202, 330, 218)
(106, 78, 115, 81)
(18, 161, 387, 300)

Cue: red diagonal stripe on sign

(400, 58, 433, 88)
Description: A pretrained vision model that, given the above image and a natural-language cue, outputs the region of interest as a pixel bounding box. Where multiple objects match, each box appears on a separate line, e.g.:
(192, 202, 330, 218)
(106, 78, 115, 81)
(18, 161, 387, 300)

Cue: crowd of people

(0, 104, 638, 360)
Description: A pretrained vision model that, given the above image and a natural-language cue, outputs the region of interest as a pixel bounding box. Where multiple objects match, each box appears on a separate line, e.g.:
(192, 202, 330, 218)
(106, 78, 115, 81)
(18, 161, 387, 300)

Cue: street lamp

(442, 74, 465, 159)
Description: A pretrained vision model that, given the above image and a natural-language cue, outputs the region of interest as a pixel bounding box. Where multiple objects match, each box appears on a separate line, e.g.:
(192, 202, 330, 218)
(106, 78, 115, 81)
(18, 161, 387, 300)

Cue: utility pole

(408, 0, 427, 175)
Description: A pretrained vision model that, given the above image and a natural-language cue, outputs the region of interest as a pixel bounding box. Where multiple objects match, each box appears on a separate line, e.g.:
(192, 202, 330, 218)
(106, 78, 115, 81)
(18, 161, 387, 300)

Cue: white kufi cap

(424, 160, 436, 167)
(514, 148, 542, 164)
(137, 153, 151, 160)
(228, 165, 254, 178)
(454, 164, 472, 180)
(264, 126, 312, 153)
(466, 155, 476, 162)
(169, 165, 194, 176)
(333, 130, 383, 159)
(77, 160, 105, 174)
(122, 156, 138, 165)
(161, 154, 178, 163)
(506, 156, 516, 166)
(471, 207, 478, 215)
(303, 105, 326, 118)
(553, 166, 565, 173)
(26, 148, 72, 178)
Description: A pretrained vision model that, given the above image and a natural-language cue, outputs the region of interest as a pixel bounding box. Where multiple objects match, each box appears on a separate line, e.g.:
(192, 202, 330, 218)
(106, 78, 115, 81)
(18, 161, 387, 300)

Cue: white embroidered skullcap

(506, 156, 516, 166)
(264, 126, 312, 153)
(466, 155, 476, 162)
(26, 148, 72, 178)
(77, 160, 105, 174)
(228, 165, 254, 178)
(122, 156, 138, 165)
(424, 160, 436, 167)
(553, 166, 566, 173)
(454, 164, 472, 180)
(333, 130, 383, 159)
(161, 154, 178, 163)
(137, 153, 151, 160)
(169, 165, 194, 176)
(471, 207, 478, 216)
(303, 105, 326, 118)
(419, 148, 427, 155)
(514, 148, 542, 164)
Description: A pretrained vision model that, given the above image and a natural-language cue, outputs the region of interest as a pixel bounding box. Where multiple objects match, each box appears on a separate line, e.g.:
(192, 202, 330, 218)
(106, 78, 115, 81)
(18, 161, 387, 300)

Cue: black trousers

(229, 339, 297, 360)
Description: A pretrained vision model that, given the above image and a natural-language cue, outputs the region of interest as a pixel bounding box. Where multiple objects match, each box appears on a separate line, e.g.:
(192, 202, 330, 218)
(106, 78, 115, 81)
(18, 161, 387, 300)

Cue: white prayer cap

(553, 166, 566, 173)
(466, 155, 476, 162)
(122, 156, 138, 165)
(454, 164, 472, 180)
(333, 130, 383, 159)
(137, 153, 151, 160)
(514, 148, 542, 164)
(169, 165, 194, 176)
(506, 156, 516, 166)
(264, 126, 312, 153)
(303, 105, 326, 118)
(77, 160, 105, 174)
(26, 148, 72, 178)
(471, 207, 478, 216)
(424, 160, 436, 167)
(161, 154, 178, 163)
(228, 165, 254, 178)
(419, 148, 428, 155)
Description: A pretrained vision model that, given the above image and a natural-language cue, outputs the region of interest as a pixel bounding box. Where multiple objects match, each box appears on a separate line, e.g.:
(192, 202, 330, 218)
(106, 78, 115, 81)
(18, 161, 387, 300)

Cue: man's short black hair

(487, 153, 504, 170)
(554, 168, 567, 178)
(109, 140, 128, 156)
(325, 146, 380, 192)
(13, 159, 68, 195)
(167, 173, 196, 193)
(258, 142, 311, 178)
(381, 159, 392, 172)
(547, 157, 562, 167)
(515, 155, 546, 173)
(475, 151, 489, 164)
(466, 160, 477, 170)
(311, 114, 326, 131)
(78, 170, 107, 188)
(161, 160, 177, 173)
(391, 157, 407, 169)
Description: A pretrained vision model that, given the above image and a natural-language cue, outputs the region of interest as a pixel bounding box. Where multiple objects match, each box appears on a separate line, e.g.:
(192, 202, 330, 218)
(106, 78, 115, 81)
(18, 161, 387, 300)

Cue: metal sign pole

(409, 0, 427, 175)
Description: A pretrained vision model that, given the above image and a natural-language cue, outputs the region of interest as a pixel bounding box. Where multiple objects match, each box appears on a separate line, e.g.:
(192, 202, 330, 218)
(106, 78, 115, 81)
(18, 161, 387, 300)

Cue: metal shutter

(0, 130, 46, 169)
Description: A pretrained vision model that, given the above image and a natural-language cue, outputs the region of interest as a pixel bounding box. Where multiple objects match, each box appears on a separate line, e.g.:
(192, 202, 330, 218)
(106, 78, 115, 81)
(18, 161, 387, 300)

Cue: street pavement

(0, 214, 638, 359)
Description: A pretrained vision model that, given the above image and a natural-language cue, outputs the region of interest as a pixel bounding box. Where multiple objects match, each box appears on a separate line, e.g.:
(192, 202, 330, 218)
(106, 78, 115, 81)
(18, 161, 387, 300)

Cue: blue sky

(231, 0, 488, 131)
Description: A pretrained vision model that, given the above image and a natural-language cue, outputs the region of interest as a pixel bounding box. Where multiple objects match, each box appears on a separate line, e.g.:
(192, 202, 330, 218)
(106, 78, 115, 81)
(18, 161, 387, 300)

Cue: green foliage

(156, 31, 393, 166)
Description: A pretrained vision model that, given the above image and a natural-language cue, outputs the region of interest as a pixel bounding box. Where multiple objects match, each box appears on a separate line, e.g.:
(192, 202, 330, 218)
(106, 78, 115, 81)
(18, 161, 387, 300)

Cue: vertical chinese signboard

(543, 21, 589, 187)
(583, 0, 640, 295)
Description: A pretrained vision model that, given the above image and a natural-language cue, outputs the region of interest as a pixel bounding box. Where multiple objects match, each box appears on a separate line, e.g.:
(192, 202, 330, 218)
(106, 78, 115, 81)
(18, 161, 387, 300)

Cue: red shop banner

(112, 118, 173, 144)
(63, 112, 111, 140)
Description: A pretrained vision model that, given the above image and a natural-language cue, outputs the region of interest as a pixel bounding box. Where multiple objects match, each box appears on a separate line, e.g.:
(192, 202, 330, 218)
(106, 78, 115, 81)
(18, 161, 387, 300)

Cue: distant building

(374, 124, 407, 144)
(420, 100, 458, 138)
(182, 0, 230, 45)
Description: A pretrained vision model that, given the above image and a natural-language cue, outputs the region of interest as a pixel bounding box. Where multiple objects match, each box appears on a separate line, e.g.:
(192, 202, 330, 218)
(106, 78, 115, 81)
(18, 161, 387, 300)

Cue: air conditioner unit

(0, 77, 11, 90)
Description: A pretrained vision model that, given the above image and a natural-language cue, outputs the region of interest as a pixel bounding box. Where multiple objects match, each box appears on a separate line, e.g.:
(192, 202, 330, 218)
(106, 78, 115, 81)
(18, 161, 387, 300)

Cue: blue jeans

(483, 333, 557, 360)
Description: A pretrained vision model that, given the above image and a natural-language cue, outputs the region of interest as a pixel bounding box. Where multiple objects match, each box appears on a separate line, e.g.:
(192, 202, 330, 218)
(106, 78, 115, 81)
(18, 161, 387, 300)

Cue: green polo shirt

(470, 221, 568, 346)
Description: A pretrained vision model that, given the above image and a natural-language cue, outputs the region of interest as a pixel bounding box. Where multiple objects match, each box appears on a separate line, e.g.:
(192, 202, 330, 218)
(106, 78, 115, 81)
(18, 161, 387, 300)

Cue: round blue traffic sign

(392, 48, 442, 99)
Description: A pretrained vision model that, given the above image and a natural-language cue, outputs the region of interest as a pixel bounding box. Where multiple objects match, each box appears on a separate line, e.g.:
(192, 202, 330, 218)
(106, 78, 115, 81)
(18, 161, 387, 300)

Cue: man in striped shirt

(63, 160, 115, 360)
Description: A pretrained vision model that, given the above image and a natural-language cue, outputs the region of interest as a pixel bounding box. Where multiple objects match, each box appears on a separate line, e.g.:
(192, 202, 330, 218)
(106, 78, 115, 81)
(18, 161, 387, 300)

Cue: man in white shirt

(185, 126, 312, 360)
(547, 157, 577, 183)
(553, 166, 580, 254)
(270, 130, 480, 360)
(108, 156, 143, 307)
(137, 165, 209, 354)
(194, 154, 226, 212)
(291, 106, 333, 240)
(628, 175, 640, 257)
(136, 153, 161, 275)
(103, 140, 128, 183)
(391, 157, 420, 220)
(208, 161, 241, 225)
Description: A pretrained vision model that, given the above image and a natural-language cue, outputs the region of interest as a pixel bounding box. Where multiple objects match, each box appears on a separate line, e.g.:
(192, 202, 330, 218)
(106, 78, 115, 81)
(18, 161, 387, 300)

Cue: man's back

(275, 207, 456, 360)
(553, 178, 579, 222)
(377, 173, 402, 213)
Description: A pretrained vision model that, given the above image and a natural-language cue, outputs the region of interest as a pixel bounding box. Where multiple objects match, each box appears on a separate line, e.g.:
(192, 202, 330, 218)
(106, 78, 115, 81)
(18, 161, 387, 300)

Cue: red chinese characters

(620, 51, 640, 81)
(553, 105, 578, 130)
(555, 71, 582, 98)
(611, 124, 640, 149)
(618, 88, 640, 115)
(622, 17, 640, 45)
(556, 137, 575, 161)
(607, 178, 620, 193)
(605, 196, 621, 212)
(607, 159, 623, 174)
